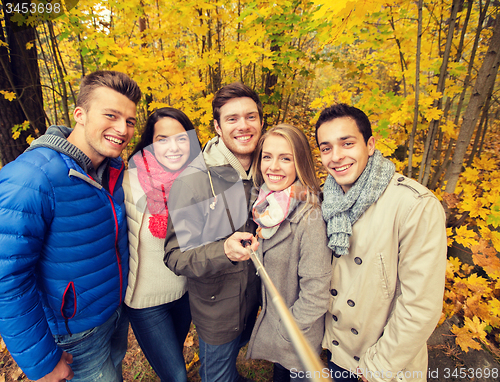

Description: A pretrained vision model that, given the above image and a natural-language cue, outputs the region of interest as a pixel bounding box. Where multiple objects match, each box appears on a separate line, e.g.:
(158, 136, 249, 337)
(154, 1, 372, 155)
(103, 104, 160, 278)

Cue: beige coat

(246, 203, 331, 371)
(123, 169, 187, 309)
(323, 174, 447, 382)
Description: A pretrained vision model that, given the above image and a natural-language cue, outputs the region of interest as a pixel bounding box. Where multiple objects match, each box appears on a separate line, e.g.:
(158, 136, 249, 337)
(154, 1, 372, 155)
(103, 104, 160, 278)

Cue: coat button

(347, 299, 355, 307)
(332, 340, 339, 346)
(330, 289, 338, 296)
(398, 176, 405, 182)
(332, 315, 338, 322)
(351, 328, 358, 335)
(354, 257, 362, 265)
(234, 327, 238, 331)
(354, 356, 360, 362)
(210, 295, 216, 300)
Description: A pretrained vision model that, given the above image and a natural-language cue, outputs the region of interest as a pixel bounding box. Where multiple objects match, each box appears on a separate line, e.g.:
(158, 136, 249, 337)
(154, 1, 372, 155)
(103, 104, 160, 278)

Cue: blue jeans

(199, 334, 242, 382)
(327, 352, 359, 382)
(198, 305, 258, 382)
(126, 293, 191, 382)
(53, 304, 129, 382)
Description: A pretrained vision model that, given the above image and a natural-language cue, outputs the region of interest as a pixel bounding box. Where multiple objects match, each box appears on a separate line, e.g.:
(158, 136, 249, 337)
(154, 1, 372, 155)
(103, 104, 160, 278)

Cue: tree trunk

(408, 0, 423, 178)
(0, 3, 46, 164)
(445, 16, 500, 193)
(418, 0, 461, 184)
(47, 21, 71, 127)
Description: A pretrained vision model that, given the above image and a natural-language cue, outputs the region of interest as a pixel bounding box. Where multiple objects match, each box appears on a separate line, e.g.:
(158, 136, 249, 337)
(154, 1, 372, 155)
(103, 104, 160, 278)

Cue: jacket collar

(203, 136, 253, 180)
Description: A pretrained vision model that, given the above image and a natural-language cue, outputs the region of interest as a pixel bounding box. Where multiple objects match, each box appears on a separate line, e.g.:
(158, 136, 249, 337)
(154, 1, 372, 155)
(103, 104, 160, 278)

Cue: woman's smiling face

(152, 117, 190, 172)
(261, 134, 297, 192)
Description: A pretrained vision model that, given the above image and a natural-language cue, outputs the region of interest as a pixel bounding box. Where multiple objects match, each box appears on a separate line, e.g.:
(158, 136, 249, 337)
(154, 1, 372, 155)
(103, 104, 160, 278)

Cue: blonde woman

(246, 124, 331, 382)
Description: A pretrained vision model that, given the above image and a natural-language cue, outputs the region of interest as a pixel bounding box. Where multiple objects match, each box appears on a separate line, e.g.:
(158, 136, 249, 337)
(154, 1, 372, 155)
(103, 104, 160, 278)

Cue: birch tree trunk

(445, 16, 500, 193)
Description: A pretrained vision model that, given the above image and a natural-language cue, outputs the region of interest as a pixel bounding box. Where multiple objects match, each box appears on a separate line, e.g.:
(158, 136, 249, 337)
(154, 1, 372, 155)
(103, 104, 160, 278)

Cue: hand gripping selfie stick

(242, 241, 332, 382)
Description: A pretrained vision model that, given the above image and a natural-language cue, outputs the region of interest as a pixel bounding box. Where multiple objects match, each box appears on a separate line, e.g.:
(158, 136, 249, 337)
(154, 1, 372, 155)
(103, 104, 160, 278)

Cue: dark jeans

(327, 352, 359, 382)
(198, 304, 259, 382)
(275, 363, 309, 382)
(127, 293, 191, 382)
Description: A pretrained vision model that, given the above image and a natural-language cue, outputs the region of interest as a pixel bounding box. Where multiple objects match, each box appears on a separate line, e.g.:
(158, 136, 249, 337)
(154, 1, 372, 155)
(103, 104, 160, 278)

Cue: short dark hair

(129, 107, 201, 163)
(212, 82, 263, 125)
(315, 104, 372, 145)
(77, 70, 141, 111)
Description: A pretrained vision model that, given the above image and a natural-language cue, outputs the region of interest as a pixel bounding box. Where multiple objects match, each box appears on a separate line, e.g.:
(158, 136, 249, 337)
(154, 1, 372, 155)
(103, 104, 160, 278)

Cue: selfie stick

(242, 241, 332, 382)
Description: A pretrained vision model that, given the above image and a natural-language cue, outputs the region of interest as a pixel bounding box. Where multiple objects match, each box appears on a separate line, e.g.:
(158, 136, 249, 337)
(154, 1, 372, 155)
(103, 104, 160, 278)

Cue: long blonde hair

(253, 124, 320, 206)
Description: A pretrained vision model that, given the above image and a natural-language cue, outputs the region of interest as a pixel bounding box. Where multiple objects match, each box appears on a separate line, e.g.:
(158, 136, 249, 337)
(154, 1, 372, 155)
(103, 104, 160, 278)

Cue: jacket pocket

(187, 276, 241, 328)
(376, 253, 392, 299)
(60, 281, 77, 335)
(54, 325, 98, 347)
(277, 318, 292, 343)
(61, 281, 77, 320)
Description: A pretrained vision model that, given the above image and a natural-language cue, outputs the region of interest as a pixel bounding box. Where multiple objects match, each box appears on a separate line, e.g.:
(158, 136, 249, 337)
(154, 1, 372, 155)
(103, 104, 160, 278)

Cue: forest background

(1, 0, 500, 376)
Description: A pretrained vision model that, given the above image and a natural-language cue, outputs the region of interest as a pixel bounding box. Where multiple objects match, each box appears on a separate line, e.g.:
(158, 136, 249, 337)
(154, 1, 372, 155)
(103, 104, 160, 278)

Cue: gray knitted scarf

(322, 150, 395, 255)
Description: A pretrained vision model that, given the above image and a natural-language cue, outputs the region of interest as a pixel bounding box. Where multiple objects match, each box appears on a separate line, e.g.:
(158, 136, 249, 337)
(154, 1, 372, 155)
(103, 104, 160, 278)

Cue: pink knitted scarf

(133, 149, 184, 238)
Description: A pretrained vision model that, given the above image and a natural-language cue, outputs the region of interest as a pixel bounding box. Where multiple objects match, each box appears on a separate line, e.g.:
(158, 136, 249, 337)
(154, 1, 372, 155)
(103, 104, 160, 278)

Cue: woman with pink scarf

(246, 124, 331, 382)
(122, 108, 200, 382)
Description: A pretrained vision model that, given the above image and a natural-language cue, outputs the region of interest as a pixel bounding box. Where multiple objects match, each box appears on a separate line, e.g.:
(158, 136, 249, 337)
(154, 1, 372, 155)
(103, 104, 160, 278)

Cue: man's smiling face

(317, 116, 375, 193)
(214, 97, 263, 166)
(73, 86, 137, 168)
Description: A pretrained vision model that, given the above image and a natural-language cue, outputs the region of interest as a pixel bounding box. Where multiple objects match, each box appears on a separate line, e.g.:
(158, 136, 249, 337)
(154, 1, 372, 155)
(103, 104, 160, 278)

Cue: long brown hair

(253, 124, 320, 206)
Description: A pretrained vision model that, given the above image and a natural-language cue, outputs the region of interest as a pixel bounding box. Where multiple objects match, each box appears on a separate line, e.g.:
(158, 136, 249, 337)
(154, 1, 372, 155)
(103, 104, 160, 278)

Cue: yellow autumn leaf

(490, 231, 500, 252)
(441, 120, 457, 140)
(451, 316, 487, 352)
(478, 226, 500, 252)
(12, 131, 21, 140)
(490, 299, 500, 318)
(465, 274, 491, 296)
(464, 316, 488, 340)
(460, 198, 490, 220)
(472, 156, 497, 171)
(446, 227, 454, 247)
(26, 42, 34, 50)
(0, 90, 16, 101)
(462, 167, 480, 183)
(26, 135, 35, 145)
(471, 239, 500, 276)
(464, 295, 491, 323)
(447, 257, 462, 275)
(461, 263, 474, 275)
(454, 225, 478, 249)
(424, 107, 443, 121)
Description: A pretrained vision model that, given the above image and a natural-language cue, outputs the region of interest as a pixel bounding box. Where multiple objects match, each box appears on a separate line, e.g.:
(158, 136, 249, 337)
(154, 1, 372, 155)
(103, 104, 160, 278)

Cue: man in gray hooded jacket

(165, 82, 263, 382)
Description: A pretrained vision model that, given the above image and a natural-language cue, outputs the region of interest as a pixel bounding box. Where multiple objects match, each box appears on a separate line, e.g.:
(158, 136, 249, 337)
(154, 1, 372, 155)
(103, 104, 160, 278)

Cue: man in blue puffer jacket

(0, 71, 141, 381)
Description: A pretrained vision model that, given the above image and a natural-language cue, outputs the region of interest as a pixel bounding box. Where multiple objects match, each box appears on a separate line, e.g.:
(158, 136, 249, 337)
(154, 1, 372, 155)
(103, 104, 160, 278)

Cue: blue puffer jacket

(0, 147, 129, 380)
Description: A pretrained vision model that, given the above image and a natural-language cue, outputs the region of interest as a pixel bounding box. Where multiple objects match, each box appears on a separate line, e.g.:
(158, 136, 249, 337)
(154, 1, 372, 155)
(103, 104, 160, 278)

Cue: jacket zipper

(107, 194, 123, 306)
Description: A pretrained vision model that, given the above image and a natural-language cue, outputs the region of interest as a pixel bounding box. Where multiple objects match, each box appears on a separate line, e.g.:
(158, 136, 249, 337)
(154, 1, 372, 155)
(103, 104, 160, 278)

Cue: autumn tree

(3, 0, 498, 350)
(0, 1, 45, 165)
